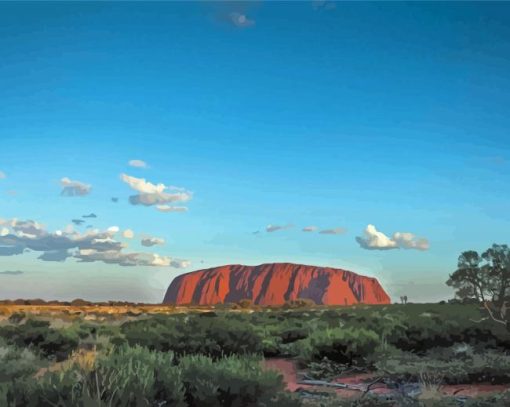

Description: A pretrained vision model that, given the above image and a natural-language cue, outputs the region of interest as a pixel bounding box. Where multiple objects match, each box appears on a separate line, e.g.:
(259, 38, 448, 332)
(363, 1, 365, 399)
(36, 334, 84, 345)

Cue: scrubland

(0, 303, 509, 406)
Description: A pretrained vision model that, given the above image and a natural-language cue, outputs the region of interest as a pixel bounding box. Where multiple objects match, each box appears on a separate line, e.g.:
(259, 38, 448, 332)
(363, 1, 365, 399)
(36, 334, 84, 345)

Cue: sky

(1, 1, 510, 303)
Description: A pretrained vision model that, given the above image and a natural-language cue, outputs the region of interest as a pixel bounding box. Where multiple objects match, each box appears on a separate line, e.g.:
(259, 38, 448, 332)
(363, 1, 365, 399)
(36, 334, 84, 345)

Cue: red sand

(263, 358, 510, 398)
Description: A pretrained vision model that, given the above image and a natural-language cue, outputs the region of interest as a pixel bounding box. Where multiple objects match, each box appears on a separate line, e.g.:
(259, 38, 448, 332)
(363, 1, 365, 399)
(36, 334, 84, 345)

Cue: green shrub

(3, 345, 186, 407)
(179, 354, 291, 407)
(121, 314, 263, 357)
(0, 320, 79, 361)
(376, 347, 510, 384)
(307, 357, 351, 380)
(293, 327, 380, 365)
(0, 345, 44, 382)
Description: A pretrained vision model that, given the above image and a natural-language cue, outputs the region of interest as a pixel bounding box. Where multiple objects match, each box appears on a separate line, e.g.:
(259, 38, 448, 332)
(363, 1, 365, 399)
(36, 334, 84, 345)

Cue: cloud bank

(0, 218, 188, 268)
(356, 224, 429, 251)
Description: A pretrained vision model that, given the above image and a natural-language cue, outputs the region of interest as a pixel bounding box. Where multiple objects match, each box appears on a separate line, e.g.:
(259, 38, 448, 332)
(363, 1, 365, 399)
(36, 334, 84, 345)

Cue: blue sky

(1, 2, 509, 302)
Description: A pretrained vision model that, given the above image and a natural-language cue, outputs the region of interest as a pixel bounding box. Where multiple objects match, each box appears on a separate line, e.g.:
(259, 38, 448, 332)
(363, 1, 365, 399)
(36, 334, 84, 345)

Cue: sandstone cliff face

(163, 263, 390, 306)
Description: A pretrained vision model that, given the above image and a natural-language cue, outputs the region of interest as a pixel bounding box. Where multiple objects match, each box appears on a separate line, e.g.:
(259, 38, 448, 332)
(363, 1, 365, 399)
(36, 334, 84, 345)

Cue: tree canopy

(447, 244, 510, 326)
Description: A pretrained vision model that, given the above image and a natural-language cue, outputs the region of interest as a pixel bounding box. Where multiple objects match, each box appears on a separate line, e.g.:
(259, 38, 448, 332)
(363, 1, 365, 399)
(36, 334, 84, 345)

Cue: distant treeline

(0, 299, 164, 306)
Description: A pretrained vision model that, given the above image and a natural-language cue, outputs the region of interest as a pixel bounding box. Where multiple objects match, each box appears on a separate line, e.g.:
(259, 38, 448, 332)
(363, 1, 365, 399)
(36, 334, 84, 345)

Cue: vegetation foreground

(0, 302, 509, 407)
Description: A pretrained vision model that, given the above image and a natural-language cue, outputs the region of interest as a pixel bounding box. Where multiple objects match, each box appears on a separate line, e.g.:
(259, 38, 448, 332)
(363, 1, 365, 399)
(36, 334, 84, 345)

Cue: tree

(447, 250, 490, 302)
(481, 244, 510, 325)
(447, 244, 510, 327)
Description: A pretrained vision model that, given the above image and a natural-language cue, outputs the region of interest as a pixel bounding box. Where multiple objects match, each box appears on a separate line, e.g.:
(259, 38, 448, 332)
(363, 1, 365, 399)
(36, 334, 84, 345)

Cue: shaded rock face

(163, 263, 390, 306)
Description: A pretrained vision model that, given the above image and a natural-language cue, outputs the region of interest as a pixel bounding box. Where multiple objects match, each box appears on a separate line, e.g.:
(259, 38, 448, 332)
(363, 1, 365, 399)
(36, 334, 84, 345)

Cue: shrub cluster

(0, 345, 299, 407)
(0, 320, 80, 361)
(121, 314, 263, 358)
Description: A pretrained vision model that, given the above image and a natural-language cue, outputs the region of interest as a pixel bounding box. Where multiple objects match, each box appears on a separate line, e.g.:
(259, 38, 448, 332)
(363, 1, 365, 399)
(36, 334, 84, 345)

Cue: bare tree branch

(483, 301, 507, 325)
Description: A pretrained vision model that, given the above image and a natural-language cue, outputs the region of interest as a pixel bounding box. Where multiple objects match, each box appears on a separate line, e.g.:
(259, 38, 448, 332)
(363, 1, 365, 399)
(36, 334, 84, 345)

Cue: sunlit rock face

(163, 263, 390, 306)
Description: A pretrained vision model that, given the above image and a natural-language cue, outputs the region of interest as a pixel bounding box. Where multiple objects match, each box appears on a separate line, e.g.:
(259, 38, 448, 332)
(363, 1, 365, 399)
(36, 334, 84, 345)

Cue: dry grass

(418, 370, 444, 401)
(0, 304, 217, 320)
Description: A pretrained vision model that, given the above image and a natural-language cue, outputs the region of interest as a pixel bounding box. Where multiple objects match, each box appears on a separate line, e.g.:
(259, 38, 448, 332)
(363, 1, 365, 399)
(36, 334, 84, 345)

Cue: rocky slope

(163, 263, 390, 306)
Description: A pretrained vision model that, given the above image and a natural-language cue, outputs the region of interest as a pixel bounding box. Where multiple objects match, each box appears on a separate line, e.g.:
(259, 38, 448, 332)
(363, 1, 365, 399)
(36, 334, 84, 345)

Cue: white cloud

(170, 259, 191, 268)
(107, 226, 119, 234)
(393, 232, 430, 251)
(156, 205, 189, 213)
(229, 12, 255, 28)
(121, 174, 165, 194)
(61, 177, 91, 197)
(302, 226, 318, 232)
(128, 159, 148, 168)
(141, 236, 165, 247)
(319, 227, 346, 235)
(0, 217, 187, 267)
(356, 224, 429, 251)
(122, 229, 135, 239)
(121, 174, 192, 208)
(266, 224, 293, 233)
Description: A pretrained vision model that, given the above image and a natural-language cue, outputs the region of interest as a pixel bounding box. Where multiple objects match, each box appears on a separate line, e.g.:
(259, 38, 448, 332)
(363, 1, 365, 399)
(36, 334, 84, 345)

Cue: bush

(121, 314, 263, 357)
(293, 327, 380, 365)
(237, 299, 253, 309)
(307, 357, 351, 380)
(0, 320, 79, 361)
(3, 345, 186, 407)
(283, 299, 316, 309)
(179, 354, 291, 407)
(375, 347, 510, 384)
(0, 345, 44, 382)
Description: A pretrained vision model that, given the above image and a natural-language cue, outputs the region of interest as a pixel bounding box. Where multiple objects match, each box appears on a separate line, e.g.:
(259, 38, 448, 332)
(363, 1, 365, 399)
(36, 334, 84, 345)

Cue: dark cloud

(111, 197, 119, 203)
(0, 246, 24, 256)
(82, 213, 97, 218)
(0, 270, 23, 275)
(38, 250, 72, 262)
(141, 236, 165, 247)
(72, 219, 85, 226)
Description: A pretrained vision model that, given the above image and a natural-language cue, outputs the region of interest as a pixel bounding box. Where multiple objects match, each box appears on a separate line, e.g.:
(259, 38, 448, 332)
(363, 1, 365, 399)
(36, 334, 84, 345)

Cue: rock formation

(163, 263, 390, 306)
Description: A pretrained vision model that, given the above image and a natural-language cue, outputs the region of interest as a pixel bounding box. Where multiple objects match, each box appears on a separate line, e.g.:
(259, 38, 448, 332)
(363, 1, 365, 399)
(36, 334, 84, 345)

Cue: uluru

(163, 263, 390, 306)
